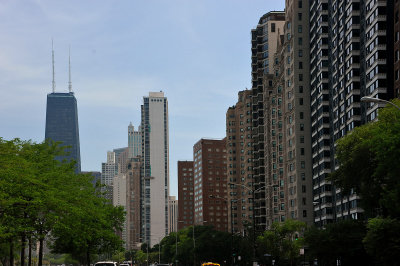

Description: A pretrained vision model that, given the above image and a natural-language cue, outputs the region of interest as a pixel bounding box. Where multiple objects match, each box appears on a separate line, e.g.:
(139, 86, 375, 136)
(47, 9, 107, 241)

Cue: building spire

(52, 39, 56, 93)
(68, 45, 72, 92)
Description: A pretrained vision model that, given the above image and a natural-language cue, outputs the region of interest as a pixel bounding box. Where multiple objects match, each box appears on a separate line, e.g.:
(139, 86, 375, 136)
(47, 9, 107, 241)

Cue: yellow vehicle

(201, 263, 220, 266)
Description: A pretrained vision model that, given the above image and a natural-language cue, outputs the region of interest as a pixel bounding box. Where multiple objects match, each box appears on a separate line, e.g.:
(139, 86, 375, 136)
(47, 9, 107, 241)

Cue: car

(94, 262, 118, 266)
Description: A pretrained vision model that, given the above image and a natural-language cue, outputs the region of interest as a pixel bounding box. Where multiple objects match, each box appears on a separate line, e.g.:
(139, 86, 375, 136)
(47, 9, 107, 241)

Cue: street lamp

(361, 96, 400, 111)
(228, 183, 267, 266)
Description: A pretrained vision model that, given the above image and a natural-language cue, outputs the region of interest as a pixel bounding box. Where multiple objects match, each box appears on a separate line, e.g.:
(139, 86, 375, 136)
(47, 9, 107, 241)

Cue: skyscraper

(45, 92, 81, 172)
(45, 45, 81, 172)
(141, 91, 169, 246)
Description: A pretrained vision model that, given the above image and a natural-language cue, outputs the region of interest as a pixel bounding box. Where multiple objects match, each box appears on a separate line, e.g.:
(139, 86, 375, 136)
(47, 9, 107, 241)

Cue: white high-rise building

(141, 91, 169, 247)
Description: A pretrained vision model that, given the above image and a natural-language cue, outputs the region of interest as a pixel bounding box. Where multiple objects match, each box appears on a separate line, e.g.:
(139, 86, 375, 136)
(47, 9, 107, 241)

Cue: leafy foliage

(0, 138, 124, 266)
(331, 99, 400, 218)
(304, 220, 369, 266)
(257, 219, 306, 266)
(363, 217, 400, 266)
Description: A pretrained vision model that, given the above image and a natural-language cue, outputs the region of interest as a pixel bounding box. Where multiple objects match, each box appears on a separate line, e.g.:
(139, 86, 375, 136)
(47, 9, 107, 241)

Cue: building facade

(141, 91, 169, 246)
(395, 0, 400, 98)
(193, 139, 228, 232)
(126, 157, 142, 250)
(309, 0, 394, 226)
(168, 196, 178, 233)
(45, 92, 81, 172)
(128, 122, 142, 158)
(177, 161, 194, 230)
(226, 90, 254, 234)
(250, 11, 285, 230)
(113, 173, 128, 248)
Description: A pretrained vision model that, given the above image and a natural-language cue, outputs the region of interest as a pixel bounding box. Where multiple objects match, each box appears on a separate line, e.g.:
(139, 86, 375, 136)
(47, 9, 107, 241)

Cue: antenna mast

(68, 45, 72, 92)
(52, 39, 56, 93)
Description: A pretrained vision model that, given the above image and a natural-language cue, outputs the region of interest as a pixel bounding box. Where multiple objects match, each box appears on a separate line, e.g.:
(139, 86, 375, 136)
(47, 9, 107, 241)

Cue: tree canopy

(0, 138, 124, 266)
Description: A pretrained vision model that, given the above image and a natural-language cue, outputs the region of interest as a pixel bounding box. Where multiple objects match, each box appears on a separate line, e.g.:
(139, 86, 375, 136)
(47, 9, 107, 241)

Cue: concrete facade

(141, 92, 169, 246)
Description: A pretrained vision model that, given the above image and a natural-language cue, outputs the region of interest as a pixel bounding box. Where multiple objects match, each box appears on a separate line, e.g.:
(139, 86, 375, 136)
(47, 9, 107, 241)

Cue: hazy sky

(0, 0, 285, 197)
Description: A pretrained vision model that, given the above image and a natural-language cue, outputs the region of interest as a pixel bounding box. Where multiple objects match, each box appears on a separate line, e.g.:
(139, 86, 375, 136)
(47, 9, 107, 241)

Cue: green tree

(331, 99, 400, 218)
(363, 217, 400, 266)
(304, 220, 369, 266)
(257, 219, 306, 266)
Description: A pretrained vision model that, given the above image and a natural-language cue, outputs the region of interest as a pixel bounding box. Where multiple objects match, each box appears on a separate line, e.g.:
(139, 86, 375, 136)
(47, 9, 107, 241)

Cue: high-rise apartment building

(141, 91, 169, 246)
(260, 0, 313, 227)
(168, 196, 178, 233)
(250, 11, 285, 230)
(45, 92, 81, 172)
(128, 122, 142, 158)
(226, 90, 254, 234)
(309, 0, 394, 226)
(177, 161, 194, 230)
(193, 139, 228, 232)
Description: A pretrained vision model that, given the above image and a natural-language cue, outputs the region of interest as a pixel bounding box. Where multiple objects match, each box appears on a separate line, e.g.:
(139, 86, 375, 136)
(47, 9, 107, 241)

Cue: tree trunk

(28, 237, 32, 266)
(21, 233, 26, 266)
(87, 249, 90, 266)
(38, 237, 44, 266)
(9, 238, 14, 266)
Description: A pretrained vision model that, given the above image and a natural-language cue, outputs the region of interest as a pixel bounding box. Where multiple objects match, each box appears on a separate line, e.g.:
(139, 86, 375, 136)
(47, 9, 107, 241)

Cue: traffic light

(295, 234, 299, 240)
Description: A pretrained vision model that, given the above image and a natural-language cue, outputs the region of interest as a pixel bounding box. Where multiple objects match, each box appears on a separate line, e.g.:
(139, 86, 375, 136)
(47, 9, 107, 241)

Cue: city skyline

(0, 0, 285, 198)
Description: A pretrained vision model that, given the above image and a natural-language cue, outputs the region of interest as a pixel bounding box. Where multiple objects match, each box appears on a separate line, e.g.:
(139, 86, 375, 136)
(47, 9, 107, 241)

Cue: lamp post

(228, 183, 267, 266)
(361, 96, 400, 111)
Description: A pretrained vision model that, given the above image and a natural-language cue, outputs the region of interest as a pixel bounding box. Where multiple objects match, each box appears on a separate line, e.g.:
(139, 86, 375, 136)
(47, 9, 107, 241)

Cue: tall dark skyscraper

(45, 45, 81, 172)
(45, 92, 81, 172)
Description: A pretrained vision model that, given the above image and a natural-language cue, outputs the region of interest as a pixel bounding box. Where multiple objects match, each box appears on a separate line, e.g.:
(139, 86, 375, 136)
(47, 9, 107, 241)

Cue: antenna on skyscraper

(68, 45, 72, 92)
(52, 39, 56, 93)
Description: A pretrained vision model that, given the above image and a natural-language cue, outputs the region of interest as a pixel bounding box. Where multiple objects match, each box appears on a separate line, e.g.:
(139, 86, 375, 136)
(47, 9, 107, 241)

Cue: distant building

(193, 138, 228, 232)
(45, 92, 81, 172)
(141, 91, 169, 246)
(168, 196, 178, 233)
(126, 157, 142, 250)
(113, 173, 127, 247)
(177, 161, 194, 230)
(101, 151, 117, 201)
(114, 147, 129, 174)
(128, 123, 142, 158)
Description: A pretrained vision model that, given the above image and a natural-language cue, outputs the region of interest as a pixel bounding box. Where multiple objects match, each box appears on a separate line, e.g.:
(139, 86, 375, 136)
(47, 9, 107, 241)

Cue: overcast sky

(0, 0, 285, 197)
